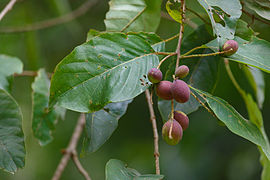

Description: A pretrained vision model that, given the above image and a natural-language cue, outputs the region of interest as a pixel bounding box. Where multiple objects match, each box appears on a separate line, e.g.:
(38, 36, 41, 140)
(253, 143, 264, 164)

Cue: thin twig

(71, 151, 91, 180)
(52, 114, 91, 180)
(155, 52, 177, 56)
(121, 7, 146, 32)
(0, 0, 97, 33)
(163, 33, 179, 43)
(175, 0, 186, 73)
(190, 91, 218, 119)
(157, 53, 177, 69)
(145, 89, 160, 175)
(0, 0, 17, 22)
(180, 50, 231, 59)
(14, 70, 52, 78)
(182, 45, 207, 56)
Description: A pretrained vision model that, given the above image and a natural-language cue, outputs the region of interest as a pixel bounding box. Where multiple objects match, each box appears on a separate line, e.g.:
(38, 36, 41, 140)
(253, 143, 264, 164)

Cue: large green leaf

(104, 0, 162, 32)
(197, 0, 242, 45)
(245, 0, 270, 20)
(105, 159, 164, 180)
(83, 100, 132, 153)
(207, 36, 270, 73)
(235, 19, 255, 41)
(32, 69, 65, 146)
(158, 25, 219, 120)
(49, 32, 159, 113)
(191, 87, 270, 160)
(166, 1, 182, 23)
(0, 89, 25, 173)
(0, 55, 23, 92)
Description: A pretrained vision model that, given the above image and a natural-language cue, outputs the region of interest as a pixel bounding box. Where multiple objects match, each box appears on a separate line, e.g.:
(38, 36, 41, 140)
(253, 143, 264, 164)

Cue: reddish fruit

(162, 119, 183, 145)
(175, 65, 189, 79)
(171, 80, 190, 103)
(147, 68, 162, 83)
(155, 81, 173, 100)
(222, 40, 239, 56)
(174, 111, 189, 130)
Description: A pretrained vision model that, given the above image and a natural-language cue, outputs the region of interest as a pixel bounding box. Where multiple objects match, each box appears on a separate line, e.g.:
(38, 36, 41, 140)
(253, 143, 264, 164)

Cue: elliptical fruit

(148, 68, 162, 83)
(222, 40, 239, 56)
(162, 119, 183, 145)
(155, 81, 173, 100)
(175, 65, 189, 79)
(174, 111, 189, 130)
(171, 80, 190, 103)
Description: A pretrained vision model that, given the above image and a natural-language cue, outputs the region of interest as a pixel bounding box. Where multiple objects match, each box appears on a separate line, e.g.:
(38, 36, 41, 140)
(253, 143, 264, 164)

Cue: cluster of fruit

(147, 39, 239, 146)
(148, 65, 190, 145)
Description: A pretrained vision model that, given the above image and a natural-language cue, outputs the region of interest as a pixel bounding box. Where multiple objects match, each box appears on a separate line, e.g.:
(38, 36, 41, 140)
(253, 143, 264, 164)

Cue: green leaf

(260, 148, 270, 180)
(49, 32, 159, 113)
(0, 89, 25, 173)
(166, 1, 182, 23)
(127, 32, 165, 52)
(196, 0, 242, 45)
(235, 19, 255, 41)
(83, 100, 132, 153)
(105, 0, 162, 32)
(207, 36, 270, 73)
(0, 55, 23, 92)
(86, 29, 100, 42)
(105, 159, 164, 180)
(32, 69, 66, 146)
(191, 86, 270, 161)
(158, 25, 219, 120)
(245, 0, 270, 20)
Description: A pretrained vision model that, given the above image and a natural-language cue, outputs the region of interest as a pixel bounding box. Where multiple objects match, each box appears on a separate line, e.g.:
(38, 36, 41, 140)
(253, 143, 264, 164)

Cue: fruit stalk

(175, 0, 186, 72)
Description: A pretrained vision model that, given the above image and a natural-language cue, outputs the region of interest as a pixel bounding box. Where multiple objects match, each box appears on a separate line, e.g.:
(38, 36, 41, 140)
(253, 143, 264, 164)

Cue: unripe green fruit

(155, 81, 173, 100)
(171, 80, 190, 103)
(148, 68, 162, 83)
(162, 119, 183, 145)
(222, 40, 239, 56)
(174, 111, 189, 130)
(175, 65, 189, 79)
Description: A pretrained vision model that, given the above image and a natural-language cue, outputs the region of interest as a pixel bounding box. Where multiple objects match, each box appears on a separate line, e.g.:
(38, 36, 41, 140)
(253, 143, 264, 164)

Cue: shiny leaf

(245, 0, 270, 20)
(191, 87, 270, 161)
(105, 159, 164, 180)
(49, 32, 159, 113)
(0, 55, 23, 92)
(32, 69, 66, 146)
(83, 100, 132, 153)
(105, 0, 162, 32)
(0, 89, 25, 173)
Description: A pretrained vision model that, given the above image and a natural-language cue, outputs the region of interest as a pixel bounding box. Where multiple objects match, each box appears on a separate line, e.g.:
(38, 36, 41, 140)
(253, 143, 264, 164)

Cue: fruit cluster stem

(175, 0, 186, 73)
(145, 89, 160, 175)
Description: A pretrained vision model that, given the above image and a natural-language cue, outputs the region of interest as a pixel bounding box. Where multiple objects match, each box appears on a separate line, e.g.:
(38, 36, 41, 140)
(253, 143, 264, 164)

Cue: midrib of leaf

(54, 53, 156, 101)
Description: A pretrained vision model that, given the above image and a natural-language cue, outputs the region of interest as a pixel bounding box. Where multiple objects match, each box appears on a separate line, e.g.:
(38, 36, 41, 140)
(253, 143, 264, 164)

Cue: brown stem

(0, 0, 17, 21)
(175, 0, 186, 73)
(71, 151, 91, 180)
(14, 70, 52, 78)
(157, 53, 177, 69)
(145, 89, 160, 175)
(0, 0, 97, 33)
(52, 114, 91, 180)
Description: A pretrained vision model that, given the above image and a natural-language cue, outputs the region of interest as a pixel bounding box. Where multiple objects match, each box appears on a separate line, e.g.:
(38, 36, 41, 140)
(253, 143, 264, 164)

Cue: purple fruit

(174, 111, 189, 130)
(148, 68, 162, 83)
(175, 65, 189, 79)
(155, 81, 173, 100)
(162, 119, 183, 145)
(171, 80, 190, 103)
(222, 40, 239, 56)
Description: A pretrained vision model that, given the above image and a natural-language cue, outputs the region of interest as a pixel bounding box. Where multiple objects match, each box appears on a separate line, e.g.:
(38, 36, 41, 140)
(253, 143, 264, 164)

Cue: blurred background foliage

(0, 0, 270, 179)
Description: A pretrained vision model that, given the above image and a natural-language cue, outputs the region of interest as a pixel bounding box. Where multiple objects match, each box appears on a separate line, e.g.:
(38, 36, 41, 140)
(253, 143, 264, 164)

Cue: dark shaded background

(0, 0, 270, 179)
